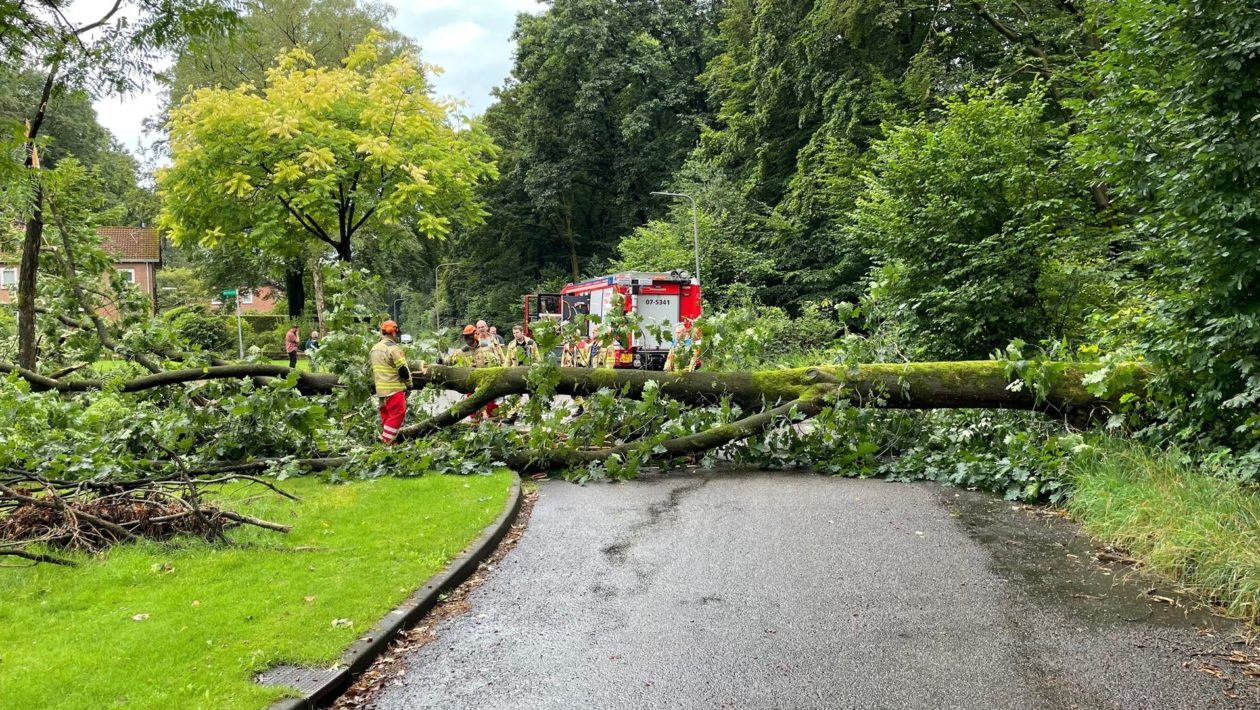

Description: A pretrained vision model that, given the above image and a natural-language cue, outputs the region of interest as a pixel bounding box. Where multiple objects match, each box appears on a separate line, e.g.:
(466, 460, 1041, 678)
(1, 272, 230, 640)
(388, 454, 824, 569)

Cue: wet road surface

(370, 472, 1254, 709)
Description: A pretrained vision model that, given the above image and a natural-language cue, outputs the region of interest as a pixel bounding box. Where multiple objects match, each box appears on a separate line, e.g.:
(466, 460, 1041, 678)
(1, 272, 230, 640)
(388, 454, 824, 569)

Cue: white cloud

(404, 0, 461, 12)
(420, 20, 488, 55)
(93, 0, 547, 161)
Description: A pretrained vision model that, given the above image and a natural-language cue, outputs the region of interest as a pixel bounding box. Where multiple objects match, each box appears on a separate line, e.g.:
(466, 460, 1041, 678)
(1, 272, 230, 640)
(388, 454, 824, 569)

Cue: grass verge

(0, 472, 513, 709)
(1068, 441, 1260, 623)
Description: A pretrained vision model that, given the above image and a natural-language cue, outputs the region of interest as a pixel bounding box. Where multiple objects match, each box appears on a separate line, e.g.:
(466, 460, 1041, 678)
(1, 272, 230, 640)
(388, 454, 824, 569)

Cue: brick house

(1, 226, 160, 314)
(214, 285, 280, 314)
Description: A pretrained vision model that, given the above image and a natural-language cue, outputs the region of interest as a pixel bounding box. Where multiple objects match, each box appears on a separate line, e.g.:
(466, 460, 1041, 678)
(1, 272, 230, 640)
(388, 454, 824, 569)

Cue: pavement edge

(268, 472, 524, 710)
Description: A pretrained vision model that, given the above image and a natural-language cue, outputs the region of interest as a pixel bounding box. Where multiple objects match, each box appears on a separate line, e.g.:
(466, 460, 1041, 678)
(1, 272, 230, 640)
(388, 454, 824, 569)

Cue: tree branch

(0, 362, 340, 394)
(513, 396, 827, 472)
(0, 548, 76, 567)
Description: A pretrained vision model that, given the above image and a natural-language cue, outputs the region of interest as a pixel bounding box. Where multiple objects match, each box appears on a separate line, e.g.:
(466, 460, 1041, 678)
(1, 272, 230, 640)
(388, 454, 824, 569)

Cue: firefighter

(370, 320, 413, 444)
(448, 324, 502, 418)
(564, 336, 594, 368)
(664, 322, 702, 373)
(505, 324, 540, 365)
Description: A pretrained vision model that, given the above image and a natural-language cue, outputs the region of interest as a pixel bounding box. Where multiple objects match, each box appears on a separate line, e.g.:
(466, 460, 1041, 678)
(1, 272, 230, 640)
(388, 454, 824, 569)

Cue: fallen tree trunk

(412, 361, 1134, 413)
(0, 360, 1138, 414)
(0, 363, 340, 395)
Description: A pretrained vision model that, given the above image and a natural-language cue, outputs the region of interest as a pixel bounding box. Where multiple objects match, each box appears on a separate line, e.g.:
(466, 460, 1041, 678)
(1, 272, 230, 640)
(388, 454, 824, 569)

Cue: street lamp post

(392, 297, 404, 324)
(650, 191, 701, 285)
(434, 262, 459, 329)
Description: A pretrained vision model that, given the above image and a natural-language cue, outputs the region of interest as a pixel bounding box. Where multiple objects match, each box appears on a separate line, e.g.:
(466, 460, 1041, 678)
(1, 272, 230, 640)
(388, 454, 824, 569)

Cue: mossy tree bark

(0, 360, 1131, 414)
(0, 358, 1138, 476)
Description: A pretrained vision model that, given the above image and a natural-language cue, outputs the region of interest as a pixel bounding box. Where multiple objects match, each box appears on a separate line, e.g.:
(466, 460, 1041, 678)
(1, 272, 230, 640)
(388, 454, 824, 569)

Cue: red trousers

(379, 391, 406, 443)
(466, 392, 499, 421)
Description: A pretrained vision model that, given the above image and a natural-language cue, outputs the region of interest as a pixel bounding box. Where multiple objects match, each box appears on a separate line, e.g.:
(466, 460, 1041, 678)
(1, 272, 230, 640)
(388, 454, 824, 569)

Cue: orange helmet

(461, 324, 477, 335)
(380, 319, 400, 335)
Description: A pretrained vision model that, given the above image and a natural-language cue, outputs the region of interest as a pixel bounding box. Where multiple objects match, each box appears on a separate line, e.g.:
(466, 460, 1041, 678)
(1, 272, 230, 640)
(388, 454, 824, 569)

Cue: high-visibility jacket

(505, 337, 539, 365)
(664, 336, 701, 373)
(370, 336, 410, 397)
(448, 343, 500, 368)
(478, 339, 505, 366)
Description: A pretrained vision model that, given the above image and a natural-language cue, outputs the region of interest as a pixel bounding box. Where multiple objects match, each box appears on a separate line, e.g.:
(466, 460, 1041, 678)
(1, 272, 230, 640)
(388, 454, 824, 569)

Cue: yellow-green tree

(159, 36, 498, 263)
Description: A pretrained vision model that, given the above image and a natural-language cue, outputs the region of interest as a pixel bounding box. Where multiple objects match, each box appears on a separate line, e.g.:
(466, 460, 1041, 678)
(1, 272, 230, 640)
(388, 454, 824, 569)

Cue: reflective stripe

(382, 426, 399, 434)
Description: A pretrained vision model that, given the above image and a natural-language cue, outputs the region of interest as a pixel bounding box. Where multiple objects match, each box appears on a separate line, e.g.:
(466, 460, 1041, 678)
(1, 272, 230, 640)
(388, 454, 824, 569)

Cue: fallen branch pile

(0, 471, 294, 566)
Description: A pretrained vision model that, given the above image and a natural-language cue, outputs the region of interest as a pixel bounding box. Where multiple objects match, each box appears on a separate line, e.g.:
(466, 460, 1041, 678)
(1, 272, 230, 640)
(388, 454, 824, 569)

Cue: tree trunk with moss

(0, 360, 1131, 413)
(0, 355, 1138, 477)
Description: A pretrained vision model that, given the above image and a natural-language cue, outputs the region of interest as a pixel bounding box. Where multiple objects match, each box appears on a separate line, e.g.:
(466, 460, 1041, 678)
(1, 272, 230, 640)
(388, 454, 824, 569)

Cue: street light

(650, 191, 701, 285)
(434, 262, 459, 329)
(391, 297, 404, 324)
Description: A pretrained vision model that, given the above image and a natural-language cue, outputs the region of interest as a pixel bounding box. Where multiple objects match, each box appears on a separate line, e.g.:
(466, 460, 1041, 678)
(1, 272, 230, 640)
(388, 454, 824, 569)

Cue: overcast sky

(87, 0, 543, 160)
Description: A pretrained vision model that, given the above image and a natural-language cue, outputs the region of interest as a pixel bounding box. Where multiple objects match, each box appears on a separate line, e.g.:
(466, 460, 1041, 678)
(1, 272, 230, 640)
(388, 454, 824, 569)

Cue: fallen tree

(0, 356, 1140, 476)
(1, 359, 1134, 412)
(1, 356, 1141, 562)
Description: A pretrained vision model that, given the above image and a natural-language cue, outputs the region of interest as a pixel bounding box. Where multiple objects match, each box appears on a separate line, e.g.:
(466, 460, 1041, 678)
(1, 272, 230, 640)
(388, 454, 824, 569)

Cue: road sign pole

(224, 289, 244, 359)
(235, 292, 244, 359)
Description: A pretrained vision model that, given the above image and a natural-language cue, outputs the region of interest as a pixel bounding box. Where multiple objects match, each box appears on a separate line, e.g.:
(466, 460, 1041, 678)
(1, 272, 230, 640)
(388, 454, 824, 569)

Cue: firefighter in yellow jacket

(370, 320, 412, 443)
(444, 324, 502, 419)
(663, 322, 702, 373)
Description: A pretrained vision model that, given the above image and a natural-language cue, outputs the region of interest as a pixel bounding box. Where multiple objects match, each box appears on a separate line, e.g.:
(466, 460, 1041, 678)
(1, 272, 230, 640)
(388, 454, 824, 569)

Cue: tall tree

(159, 38, 498, 269)
(2, 0, 237, 369)
(463, 0, 721, 291)
(168, 0, 414, 106)
(164, 0, 414, 318)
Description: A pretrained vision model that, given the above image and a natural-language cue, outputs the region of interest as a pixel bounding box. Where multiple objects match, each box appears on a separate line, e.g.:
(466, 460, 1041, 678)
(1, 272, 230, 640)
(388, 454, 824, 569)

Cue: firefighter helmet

(462, 324, 477, 335)
(380, 319, 400, 336)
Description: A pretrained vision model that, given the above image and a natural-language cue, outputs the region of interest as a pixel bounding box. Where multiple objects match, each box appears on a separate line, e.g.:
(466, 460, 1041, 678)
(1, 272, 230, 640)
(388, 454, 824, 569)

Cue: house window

(0, 267, 17, 289)
(117, 268, 136, 284)
(240, 290, 254, 305)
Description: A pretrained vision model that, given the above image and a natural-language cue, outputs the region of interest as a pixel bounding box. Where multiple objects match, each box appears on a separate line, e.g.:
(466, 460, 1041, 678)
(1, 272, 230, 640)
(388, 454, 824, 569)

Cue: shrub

(167, 306, 232, 352)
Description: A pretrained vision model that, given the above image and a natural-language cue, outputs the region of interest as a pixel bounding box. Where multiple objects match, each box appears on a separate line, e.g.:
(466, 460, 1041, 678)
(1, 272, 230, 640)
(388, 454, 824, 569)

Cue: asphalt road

(371, 472, 1255, 710)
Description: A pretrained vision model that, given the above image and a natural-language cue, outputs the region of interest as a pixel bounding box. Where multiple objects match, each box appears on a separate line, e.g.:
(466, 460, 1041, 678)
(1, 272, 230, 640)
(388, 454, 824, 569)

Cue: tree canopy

(159, 37, 499, 262)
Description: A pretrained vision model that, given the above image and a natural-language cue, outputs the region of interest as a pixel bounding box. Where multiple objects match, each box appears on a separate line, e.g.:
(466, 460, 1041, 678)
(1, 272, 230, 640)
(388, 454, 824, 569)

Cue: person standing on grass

(370, 320, 413, 444)
(285, 325, 301, 368)
(305, 330, 321, 372)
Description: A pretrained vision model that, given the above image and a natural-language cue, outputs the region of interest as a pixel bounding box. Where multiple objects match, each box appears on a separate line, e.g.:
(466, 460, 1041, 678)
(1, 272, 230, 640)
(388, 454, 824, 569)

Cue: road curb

(266, 473, 523, 710)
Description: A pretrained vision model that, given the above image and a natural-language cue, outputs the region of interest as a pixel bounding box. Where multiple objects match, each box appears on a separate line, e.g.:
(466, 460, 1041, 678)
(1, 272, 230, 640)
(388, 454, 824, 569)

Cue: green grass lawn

(0, 472, 513, 709)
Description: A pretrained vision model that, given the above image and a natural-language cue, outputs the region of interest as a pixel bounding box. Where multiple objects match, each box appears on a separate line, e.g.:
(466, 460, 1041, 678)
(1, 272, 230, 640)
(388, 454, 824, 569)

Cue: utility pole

(650, 191, 701, 284)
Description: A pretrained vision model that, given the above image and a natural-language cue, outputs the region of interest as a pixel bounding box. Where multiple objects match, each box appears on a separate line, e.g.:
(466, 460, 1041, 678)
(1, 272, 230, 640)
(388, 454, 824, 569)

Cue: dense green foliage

(857, 91, 1106, 359)
(159, 37, 498, 263)
(0, 71, 152, 224)
(434, 0, 1260, 466)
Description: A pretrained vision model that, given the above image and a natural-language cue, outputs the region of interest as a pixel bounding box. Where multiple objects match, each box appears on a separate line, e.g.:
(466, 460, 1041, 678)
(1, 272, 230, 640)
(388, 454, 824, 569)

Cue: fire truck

(524, 270, 701, 370)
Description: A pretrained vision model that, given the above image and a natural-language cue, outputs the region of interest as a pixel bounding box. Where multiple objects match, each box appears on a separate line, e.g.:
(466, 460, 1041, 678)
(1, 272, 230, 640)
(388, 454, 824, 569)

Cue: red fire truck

(524, 270, 701, 370)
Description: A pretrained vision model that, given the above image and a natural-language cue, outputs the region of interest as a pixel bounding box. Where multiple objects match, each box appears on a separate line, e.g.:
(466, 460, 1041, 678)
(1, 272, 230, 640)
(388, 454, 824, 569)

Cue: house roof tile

(98, 227, 160, 262)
